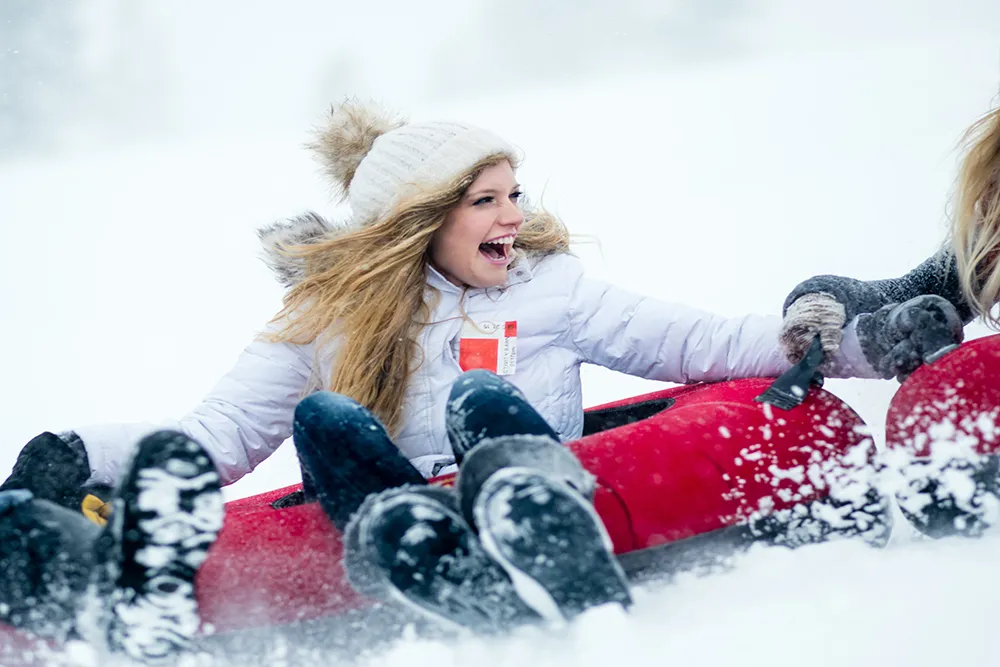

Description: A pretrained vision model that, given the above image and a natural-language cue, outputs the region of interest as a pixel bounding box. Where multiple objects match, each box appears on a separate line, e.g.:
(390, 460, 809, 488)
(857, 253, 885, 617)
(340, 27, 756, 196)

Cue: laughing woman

(4, 99, 880, 635)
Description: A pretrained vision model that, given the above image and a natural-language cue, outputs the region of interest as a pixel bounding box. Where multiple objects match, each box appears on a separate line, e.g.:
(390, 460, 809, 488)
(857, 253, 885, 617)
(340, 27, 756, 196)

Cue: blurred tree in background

(426, 0, 749, 95)
(0, 1, 82, 153)
(0, 0, 167, 157)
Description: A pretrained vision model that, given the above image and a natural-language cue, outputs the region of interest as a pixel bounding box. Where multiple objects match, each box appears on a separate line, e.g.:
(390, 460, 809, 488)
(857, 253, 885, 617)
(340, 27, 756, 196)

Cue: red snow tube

(886, 333, 1000, 456)
(196, 377, 872, 633)
(0, 377, 873, 657)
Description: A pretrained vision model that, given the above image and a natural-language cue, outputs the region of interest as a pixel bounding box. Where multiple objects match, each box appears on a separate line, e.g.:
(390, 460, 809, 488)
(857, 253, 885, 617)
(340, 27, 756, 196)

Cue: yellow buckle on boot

(81, 494, 112, 526)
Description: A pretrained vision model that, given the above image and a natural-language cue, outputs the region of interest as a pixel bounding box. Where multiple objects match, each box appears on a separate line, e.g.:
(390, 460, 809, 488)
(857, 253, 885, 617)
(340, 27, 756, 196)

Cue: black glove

(856, 295, 964, 381)
(0, 432, 112, 514)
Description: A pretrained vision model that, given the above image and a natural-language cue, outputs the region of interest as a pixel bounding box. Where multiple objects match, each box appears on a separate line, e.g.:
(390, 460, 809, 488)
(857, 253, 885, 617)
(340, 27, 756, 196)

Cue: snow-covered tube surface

(885, 333, 1000, 537)
(886, 333, 1000, 457)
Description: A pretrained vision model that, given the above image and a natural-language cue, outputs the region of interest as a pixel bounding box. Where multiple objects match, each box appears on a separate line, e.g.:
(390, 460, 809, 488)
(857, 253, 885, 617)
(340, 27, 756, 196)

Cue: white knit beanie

(310, 99, 519, 225)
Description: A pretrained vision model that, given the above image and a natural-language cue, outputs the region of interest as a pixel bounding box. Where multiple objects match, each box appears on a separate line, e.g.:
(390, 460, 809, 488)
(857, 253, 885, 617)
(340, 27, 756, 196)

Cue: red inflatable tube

(886, 333, 1000, 457)
(197, 377, 872, 633)
(0, 377, 873, 656)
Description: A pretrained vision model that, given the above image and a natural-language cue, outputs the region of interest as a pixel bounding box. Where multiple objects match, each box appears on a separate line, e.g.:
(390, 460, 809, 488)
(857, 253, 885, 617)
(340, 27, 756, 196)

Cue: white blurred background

(3, 3, 1000, 664)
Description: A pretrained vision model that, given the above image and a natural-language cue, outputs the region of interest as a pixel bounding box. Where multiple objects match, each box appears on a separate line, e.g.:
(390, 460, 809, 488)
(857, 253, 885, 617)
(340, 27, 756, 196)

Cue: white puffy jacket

(77, 235, 876, 487)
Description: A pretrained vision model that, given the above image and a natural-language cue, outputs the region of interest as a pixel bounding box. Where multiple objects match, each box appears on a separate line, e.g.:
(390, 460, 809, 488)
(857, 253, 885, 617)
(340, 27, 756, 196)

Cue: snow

(400, 522, 438, 548)
(354, 534, 1000, 667)
(4, 2, 1000, 665)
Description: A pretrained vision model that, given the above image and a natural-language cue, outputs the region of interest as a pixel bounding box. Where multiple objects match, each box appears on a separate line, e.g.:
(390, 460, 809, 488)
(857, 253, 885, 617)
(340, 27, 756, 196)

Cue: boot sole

(106, 430, 223, 664)
(474, 467, 632, 622)
(357, 489, 536, 633)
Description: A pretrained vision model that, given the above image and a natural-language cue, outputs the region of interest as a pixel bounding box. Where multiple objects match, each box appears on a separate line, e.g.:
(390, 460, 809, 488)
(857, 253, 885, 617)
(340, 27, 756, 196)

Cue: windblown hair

(266, 155, 570, 434)
(953, 103, 1000, 326)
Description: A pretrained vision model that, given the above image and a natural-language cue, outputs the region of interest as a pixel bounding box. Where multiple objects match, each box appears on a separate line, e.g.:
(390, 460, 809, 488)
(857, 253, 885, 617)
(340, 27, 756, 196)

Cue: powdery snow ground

(4, 23, 1000, 667)
(354, 534, 1000, 667)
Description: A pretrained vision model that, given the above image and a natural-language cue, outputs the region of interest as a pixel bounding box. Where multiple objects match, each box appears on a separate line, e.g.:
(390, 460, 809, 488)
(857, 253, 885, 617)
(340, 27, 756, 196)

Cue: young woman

(5, 99, 882, 638)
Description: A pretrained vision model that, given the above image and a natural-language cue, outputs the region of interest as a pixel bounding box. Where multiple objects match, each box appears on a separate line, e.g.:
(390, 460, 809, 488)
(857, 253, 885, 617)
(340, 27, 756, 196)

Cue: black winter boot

(89, 430, 223, 665)
(471, 466, 632, 622)
(344, 485, 540, 634)
(0, 490, 101, 640)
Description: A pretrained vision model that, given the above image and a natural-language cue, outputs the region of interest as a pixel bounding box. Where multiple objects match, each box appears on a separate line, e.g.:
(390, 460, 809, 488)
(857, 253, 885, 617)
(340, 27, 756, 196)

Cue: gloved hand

(779, 292, 847, 373)
(856, 295, 964, 381)
(0, 431, 113, 522)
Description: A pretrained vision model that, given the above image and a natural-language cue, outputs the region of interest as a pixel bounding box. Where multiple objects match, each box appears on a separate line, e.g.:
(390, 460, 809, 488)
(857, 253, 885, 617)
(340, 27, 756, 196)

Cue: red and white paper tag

(458, 319, 517, 376)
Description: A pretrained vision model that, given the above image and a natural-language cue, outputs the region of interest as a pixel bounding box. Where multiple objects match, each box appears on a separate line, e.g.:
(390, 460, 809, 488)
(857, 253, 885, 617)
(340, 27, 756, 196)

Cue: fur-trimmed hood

(256, 212, 348, 289)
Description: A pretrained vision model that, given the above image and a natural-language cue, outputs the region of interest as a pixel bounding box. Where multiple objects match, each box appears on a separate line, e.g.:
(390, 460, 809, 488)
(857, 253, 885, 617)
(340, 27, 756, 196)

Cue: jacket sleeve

(782, 247, 973, 323)
(75, 325, 318, 487)
(562, 256, 790, 383)
(561, 256, 872, 382)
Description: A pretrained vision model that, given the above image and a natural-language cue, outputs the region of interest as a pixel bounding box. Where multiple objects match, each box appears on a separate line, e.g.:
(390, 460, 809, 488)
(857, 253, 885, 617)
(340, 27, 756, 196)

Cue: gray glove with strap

(781, 253, 969, 379)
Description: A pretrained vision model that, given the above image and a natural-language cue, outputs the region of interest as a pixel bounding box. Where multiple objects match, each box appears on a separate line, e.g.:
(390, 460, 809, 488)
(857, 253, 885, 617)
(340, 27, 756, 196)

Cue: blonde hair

(953, 103, 1000, 326)
(267, 155, 570, 434)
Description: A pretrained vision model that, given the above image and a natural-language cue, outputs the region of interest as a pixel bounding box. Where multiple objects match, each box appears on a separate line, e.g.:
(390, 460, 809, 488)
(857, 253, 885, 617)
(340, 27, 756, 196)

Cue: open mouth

(478, 236, 514, 265)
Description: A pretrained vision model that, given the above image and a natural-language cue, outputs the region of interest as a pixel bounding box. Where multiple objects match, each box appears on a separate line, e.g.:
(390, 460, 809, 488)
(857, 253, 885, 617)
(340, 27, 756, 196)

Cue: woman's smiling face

(429, 161, 524, 288)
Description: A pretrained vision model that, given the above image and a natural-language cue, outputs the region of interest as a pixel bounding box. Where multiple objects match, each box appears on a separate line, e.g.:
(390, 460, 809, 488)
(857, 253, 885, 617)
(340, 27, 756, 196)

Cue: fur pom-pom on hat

(310, 98, 520, 225)
(309, 99, 406, 201)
